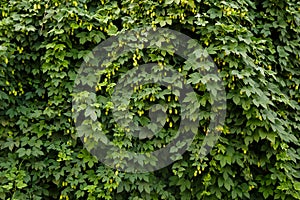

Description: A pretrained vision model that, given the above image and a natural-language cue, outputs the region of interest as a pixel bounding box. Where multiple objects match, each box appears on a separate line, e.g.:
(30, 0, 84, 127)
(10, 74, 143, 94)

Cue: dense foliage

(0, 0, 299, 199)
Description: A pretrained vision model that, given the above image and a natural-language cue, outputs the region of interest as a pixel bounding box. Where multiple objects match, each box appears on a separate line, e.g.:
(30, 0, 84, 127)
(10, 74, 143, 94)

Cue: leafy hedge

(0, 0, 299, 199)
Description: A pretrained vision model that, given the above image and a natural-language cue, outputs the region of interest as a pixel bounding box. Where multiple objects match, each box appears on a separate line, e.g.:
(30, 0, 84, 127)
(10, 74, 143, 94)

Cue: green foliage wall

(0, 0, 300, 199)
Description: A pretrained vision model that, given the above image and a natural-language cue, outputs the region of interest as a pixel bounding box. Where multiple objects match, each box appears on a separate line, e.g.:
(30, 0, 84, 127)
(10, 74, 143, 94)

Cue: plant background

(0, 0, 299, 199)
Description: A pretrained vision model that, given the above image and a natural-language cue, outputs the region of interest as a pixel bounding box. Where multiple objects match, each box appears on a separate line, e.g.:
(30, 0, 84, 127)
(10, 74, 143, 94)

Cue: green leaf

(16, 147, 26, 157)
(294, 182, 300, 191)
(233, 95, 240, 105)
(165, 0, 174, 5)
(16, 181, 27, 189)
(107, 25, 118, 36)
